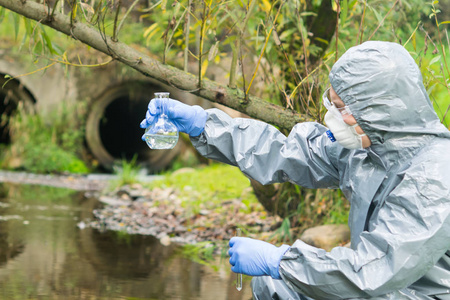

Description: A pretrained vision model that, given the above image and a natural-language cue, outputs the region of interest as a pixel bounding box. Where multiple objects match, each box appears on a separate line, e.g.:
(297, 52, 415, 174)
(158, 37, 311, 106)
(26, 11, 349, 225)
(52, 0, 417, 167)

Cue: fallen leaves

(82, 184, 282, 246)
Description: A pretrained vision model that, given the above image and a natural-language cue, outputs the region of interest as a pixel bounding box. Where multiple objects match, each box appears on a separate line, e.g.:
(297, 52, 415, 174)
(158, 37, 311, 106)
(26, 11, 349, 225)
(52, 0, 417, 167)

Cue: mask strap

(351, 124, 367, 137)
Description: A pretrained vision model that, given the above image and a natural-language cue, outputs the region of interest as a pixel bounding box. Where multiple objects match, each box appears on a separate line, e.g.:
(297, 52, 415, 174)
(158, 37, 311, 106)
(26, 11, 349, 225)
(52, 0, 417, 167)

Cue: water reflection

(0, 212, 24, 268)
(0, 183, 252, 299)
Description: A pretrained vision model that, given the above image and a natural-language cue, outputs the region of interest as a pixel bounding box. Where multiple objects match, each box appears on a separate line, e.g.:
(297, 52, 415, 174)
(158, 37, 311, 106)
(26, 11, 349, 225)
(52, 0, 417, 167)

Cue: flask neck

(156, 113, 169, 125)
(160, 97, 168, 116)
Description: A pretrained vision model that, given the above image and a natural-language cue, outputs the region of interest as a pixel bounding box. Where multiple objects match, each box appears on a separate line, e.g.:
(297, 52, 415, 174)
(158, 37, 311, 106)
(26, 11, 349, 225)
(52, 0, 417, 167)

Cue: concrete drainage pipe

(85, 82, 183, 172)
(0, 76, 36, 144)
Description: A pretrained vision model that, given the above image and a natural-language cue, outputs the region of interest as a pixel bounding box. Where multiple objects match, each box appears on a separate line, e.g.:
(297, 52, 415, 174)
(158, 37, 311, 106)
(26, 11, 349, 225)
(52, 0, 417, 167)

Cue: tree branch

(0, 0, 313, 130)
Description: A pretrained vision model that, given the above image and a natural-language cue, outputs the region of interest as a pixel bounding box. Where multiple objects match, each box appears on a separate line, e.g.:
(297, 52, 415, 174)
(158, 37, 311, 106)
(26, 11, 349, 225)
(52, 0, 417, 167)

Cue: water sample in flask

(144, 92, 179, 149)
(236, 228, 243, 291)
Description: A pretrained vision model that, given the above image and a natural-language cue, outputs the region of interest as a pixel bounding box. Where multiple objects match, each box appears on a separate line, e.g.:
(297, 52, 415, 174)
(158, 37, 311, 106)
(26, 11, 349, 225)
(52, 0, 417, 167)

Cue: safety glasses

(322, 88, 353, 120)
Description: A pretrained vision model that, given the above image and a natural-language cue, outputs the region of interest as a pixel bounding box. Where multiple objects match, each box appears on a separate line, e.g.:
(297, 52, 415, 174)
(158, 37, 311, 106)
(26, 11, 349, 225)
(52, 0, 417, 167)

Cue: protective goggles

(322, 88, 353, 120)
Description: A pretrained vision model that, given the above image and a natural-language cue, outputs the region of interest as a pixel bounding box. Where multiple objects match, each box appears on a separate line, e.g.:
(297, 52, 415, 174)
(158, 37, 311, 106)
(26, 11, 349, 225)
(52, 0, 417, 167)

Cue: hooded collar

(329, 41, 450, 160)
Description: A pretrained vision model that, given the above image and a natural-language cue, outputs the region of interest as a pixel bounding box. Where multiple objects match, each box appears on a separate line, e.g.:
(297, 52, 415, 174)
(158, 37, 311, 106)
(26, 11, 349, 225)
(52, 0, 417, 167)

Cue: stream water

(0, 183, 252, 300)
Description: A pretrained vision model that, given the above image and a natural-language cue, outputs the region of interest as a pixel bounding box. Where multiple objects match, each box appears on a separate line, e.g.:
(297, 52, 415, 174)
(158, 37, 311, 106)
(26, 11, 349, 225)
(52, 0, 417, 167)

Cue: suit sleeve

(190, 108, 341, 189)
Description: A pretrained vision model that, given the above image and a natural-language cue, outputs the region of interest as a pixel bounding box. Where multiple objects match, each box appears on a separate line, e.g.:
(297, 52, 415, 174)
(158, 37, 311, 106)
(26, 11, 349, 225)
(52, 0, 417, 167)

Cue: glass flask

(144, 92, 179, 149)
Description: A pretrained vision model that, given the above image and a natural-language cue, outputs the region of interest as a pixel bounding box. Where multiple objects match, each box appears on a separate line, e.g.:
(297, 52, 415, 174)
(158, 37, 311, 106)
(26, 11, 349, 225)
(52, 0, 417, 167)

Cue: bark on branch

(0, 0, 314, 130)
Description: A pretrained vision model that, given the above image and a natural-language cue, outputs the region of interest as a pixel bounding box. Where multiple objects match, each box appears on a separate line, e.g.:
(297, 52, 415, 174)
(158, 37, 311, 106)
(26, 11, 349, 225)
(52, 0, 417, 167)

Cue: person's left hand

(140, 98, 207, 137)
(228, 237, 290, 279)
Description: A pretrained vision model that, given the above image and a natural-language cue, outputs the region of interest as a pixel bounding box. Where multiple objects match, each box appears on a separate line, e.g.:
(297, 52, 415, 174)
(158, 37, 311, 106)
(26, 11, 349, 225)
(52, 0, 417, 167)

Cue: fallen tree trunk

(0, 0, 314, 131)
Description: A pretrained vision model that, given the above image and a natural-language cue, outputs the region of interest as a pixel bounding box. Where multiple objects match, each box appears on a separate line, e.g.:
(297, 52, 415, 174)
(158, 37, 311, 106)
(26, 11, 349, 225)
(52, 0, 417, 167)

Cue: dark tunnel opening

(99, 95, 149, 160)
(86, 82, 182, 171)
(0, 76, 36, 145)
(0, 89, 13, 144)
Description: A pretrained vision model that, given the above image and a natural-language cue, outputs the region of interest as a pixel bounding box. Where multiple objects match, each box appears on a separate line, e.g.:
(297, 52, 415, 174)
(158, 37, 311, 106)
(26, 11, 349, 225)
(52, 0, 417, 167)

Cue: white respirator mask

(324, 106, 366, 150)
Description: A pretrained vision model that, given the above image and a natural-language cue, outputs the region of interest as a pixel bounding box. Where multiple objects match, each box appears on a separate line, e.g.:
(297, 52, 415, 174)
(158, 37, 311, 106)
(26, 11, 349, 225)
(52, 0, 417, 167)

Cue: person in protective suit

(140, 41, 450, 299)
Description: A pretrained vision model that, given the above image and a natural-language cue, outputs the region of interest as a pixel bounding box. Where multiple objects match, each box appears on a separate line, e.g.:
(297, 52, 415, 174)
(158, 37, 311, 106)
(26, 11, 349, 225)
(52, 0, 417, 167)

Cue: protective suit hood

(329, 41, 450, 146)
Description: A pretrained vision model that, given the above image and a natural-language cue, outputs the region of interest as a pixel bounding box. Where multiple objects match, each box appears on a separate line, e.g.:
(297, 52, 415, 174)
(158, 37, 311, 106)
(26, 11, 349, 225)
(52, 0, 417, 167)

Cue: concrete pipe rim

(85, 82, 183, 172)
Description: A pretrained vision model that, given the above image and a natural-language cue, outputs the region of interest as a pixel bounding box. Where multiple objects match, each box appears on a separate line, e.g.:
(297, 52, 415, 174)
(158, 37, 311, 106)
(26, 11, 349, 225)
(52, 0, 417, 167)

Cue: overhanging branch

(0, 0, 313, 130)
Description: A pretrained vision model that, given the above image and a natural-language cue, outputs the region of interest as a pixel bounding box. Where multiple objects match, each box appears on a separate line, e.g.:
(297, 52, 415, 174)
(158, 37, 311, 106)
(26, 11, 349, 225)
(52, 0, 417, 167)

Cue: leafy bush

(19, 143, 88, 174)
(1, 101, 89, 174)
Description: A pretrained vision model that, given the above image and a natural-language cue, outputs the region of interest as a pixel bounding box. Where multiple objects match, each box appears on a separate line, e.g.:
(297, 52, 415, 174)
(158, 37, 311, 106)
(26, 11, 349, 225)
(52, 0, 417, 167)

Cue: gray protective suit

(191, 41, 450, 299)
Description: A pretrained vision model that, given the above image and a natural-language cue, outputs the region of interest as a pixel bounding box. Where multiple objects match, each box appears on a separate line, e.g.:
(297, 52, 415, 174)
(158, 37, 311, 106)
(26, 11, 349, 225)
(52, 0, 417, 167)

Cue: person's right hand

(228, 237, 290, 279)
(140, 98, 207, 137)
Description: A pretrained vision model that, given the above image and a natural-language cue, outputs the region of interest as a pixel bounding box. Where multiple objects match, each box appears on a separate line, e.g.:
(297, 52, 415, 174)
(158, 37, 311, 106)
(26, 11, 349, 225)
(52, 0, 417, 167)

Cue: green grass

(108, 155, 141, 189)
(147, 163, 259, 213)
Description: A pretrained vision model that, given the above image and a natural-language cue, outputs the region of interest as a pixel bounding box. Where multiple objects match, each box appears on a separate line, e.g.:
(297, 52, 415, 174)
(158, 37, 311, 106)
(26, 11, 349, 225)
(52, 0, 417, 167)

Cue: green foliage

(2, 1, 448, 125)
(418, 1, 450, 126)
(150, 163, 252, 201)
(148, 163, 259, 212)
(274, 217, 292, 243)
(330, 0, 450, 124)
(322, 191, 350, 225)
(19, 143, 88, 174)
(130, 0, 450, 124)
(108, 155, 141, 188)
(0, 101, 89, 174)
(271, 182, 349, 235)
(0, 9, 67, 56)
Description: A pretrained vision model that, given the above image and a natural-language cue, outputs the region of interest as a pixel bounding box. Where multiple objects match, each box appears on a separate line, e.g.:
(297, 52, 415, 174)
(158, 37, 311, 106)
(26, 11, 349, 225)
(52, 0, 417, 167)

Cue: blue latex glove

(140, 98, 207, 137)
(228, 237, 290, 279)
